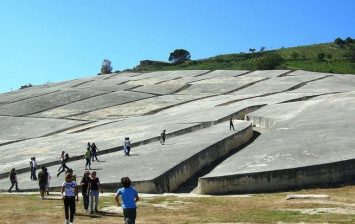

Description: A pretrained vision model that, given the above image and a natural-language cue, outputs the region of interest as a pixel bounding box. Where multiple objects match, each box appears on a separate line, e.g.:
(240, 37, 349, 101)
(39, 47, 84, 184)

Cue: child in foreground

(115, 177, 139, 224)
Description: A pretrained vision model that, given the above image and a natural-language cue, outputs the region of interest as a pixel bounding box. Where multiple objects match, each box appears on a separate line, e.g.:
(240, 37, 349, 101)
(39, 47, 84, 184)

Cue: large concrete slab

(0, 121, 252, 193)
(30, 91, 154, 118)
(199, 92, 355, 194)
(0, 87, 60, 105)
(0, 88, 111, 116)
(69, 94, 204, 120)
(0, 118, 202, 175)
(1, 70, 354, 195)
(0, 116, 89, 141)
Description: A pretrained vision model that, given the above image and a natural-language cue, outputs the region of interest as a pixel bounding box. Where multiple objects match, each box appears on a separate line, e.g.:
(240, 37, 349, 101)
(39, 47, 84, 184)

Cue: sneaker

(94, 209, 98, 213)
(90, 210, 93, 214)
(64, 220, 69, 224)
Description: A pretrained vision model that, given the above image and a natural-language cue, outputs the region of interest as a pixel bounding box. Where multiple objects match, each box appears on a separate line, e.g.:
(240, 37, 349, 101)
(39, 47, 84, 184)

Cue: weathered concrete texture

(241, 70, 290, 78)
(0, 116, 89, 141)
(30, 91, 154, 118)
(69, 94, 204, 120)
(1, 121, 252, 193)
(131, 83, 188, 95)
(1, 70, 355, 195)
(0, 87, 60, 105)
(178, 77, 264, 96)
(0, 88, 111, 116)
(0, 118, 201, 175)
(199, 92, 355, 194)
(195, 70, 249, 79)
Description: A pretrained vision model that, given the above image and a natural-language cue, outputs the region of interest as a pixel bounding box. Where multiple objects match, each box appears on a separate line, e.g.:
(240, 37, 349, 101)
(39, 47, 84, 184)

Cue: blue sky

(0, 0, 354, 93)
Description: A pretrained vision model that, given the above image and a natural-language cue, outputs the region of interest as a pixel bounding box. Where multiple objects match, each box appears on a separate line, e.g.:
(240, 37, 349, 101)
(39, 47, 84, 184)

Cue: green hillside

(131, 39, 355, 74)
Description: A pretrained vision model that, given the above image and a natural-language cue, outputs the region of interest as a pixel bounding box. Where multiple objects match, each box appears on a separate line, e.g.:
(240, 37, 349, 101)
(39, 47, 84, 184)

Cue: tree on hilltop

(334, 37, 345, 48)
(169, 49, 191, 64)
(101, 59, 113, 74)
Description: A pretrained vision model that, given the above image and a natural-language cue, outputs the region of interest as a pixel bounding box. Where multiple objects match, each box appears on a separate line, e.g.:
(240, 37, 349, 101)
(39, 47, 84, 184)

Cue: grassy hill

(130, 40, 355, 74)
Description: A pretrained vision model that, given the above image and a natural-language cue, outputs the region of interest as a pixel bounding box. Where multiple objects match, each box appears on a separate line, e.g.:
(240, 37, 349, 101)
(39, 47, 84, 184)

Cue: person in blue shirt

(115, 177, 139, 224)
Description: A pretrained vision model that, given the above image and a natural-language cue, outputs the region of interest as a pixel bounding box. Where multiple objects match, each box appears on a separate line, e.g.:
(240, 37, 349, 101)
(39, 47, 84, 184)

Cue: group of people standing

(84, 142, 100, 170)
(60, 171, 138, 224)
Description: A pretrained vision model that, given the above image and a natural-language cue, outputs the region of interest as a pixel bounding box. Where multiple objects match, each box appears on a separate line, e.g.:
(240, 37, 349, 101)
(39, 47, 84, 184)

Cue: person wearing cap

(61, 173, 78, 224)
(80, 171, 91, 212)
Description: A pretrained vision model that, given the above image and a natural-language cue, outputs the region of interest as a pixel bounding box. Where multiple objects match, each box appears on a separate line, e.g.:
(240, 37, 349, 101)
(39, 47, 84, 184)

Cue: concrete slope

(1, 121, 252, 193)
(199, 92, 355, 194)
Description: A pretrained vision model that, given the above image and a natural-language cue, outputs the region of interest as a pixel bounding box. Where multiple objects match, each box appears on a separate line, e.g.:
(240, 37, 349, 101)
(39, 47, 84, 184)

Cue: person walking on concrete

(230, 115, 235, 131)
(115, 177, 139, 224)
(124, 137, 131, 156)
(30, 157, 38, 180)
(38, 166, 48, 199)
(8, 168, 19, 192)
(58, 151, 65, 172)
(88, 171, 103, 214)
(80, 171, 91, 213)
(91, 143, 100, 162)
(84, 147, 91, 170)
(160, 130, 166, 145)
(61, 173, 78, 224)
(57, 153, 70, 178)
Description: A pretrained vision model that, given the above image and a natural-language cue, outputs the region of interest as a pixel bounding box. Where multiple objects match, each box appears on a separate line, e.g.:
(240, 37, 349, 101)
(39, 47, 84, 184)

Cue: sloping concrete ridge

(1, 70, 355, 194)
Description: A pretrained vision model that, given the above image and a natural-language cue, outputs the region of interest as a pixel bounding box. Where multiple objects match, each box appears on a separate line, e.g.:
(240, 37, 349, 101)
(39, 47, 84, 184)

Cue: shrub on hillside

(291, 52, 299, 60)
(317, 53, 326, 61)
(256, 53, 283, 70)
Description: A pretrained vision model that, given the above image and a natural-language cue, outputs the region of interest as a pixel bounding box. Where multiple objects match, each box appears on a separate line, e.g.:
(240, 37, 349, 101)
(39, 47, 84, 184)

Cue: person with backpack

(91, 143, 100, 162)
(57, 153, 70, 178)
(115, 177, 139, 224)
(124, 137, 131, 156)
(61, 173, 78, 224)
(38, 166, 48, 199)
(8, 168, 19, 192)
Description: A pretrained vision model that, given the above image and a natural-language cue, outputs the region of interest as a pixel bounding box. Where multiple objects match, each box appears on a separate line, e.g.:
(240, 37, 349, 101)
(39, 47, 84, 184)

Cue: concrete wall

(143, 124, 253, 193)
(198, 158, 355, 194)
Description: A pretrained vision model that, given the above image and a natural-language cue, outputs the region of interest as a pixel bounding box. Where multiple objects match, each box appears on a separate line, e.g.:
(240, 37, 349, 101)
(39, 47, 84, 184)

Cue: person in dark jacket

(38, 166, 48, 199)
(8, 168, 19, 192)
(80, 171, 91, 212)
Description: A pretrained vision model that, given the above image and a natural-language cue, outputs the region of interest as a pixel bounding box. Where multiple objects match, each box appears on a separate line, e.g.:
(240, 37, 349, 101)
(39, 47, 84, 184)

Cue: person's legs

(85, 159, 90, 169)
(94, 155, 99, 162)
(123, 208, 137, 224)
(89, 191, 94, 213)
(8, 181, 15, 192)
(33, 168, 37, 180)
(64, 197, 70, 221)
(82, 193, 89, 211)
(31, 168, 34, 180)
(94, 192, 99, 212)
(69, 197, 76, 223)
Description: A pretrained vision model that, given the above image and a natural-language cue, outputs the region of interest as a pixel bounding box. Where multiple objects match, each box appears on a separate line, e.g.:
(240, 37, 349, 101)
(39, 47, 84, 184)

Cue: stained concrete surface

(0, 70, 354, 194)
